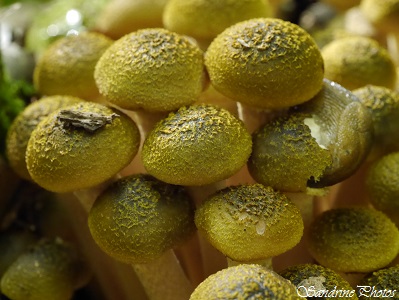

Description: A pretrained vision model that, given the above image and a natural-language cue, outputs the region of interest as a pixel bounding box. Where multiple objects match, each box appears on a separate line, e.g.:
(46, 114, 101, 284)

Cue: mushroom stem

(328, 161, 373, 209)
(236, 103, 273, 134)
(186, 181, 228, 278)
(58, 193, 148, 300)
(119, 109, 168, 176)
(74, 176, 195, 300)
(386, 32, 399, 65)
(273, 192, 316, 271)
(132, 250, 194, 300)
(226, 257, 273, 269)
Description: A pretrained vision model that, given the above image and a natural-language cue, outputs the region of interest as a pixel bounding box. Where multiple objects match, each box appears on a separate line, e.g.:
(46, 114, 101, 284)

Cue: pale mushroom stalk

(59, 193, 149, 300)
(87, 175, 197, 300)
(186, 181, 228, 278)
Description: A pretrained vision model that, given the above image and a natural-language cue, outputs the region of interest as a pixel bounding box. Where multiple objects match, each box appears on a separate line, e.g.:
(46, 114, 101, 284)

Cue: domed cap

(142, 104, 252, 186)
(190, 264, 302, 300)
(88, 174, 195, 264)
(205, 17, 324, 109)
(307, 207, 399, 273)
(195, 184, 304, 262)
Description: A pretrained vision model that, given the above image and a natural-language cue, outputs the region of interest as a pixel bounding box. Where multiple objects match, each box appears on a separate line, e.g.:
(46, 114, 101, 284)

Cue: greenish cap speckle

(88, 174, 196, 264)
(6, 95, 83, 180)
(353, 85, 399, 159)
(190, 264, 302, 300)
(357, 266, 399, 299)
(307, 207, 399, 273)
(321, 36, 397, 90)
(366, 152, 399, 223)
(195, 184, 304, 262)
(0, 238, 89, 300)
(94, 28, 205, 112)
(142, 104, 252, 186)
(279, 264, 358, 299)
(248, 112, 332, 193)
(205, 17, 324, 109)
(26, 102, 140, 193)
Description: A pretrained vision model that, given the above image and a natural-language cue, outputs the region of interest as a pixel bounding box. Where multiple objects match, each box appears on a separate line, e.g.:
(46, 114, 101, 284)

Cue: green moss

(360, 0, 399, 33)
(26, 102, 140, 193)
(88, 174, 196, 264)
(190, 264, 302, 300)
(307, 207, 399, 273)
(94, 28, 205, 112)
(142, 104, 252, 186)
(205, 18, 324, 109)
(279, 264, 358, 299)
(195, 184, 304, 262)
(6, 95, 83, 180)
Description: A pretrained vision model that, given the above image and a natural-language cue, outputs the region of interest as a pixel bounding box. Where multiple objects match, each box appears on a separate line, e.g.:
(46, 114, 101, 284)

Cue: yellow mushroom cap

(94, 0, 168, 40)
(366, 152, 399, 223)
(94, 28, 205, 112)
(0, 238, 89, 300)
(26, 102, 140, 193)
(279, 264, 358, 299)
(88, 174, 195, 264)
(33, 32, 113, 100)
(190, 264, 302, 300)
(321, 36, 397, 91)
(249, 78, 373, 192)
(357, 266, 399, 297)
(195, 184, 304, 262)
(142, 104, 252, 186)
(353, 85, 399, 158)
(204, 17, 324, 109)
(360, 0, 399, 33)
(307, 207, 399, 273)
(6, 95, 83, 180)
(163, 0, 271, 42)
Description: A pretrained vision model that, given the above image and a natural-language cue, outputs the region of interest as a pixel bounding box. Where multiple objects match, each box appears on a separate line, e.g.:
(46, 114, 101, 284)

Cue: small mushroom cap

(0, 238, 90, 300)
(299, 80, 374, 187)
(88, 174, 196, 264)
(163, 0, 271, 42)
(320, 0, 360, 12)
(204, 17, 324, 109)
(360, 0, 399, 33)
(321, 36, 397, 90)
(94, 28, 205, 112)
(6, 95, 83, 180)
(366, 152, 399, 222)
(248, 112, 332, 193)
(249, 79, 374, 192)
(279, 263, 358, 299)
(26, 102, 140, 193)
(307, 207, 399, 273)
(357, 266, 399, 297)
(353, 85, 399, 159)
(94, 0, 168, 40)
(142, 104, 252, 186)
(190, 264, 302, 300)
(195, 184, 304, 262)
(33, 32, 113, 100)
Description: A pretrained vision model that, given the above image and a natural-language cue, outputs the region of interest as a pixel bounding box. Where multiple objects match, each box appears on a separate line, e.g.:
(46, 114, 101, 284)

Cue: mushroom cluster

(1, 0, 399, 299)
